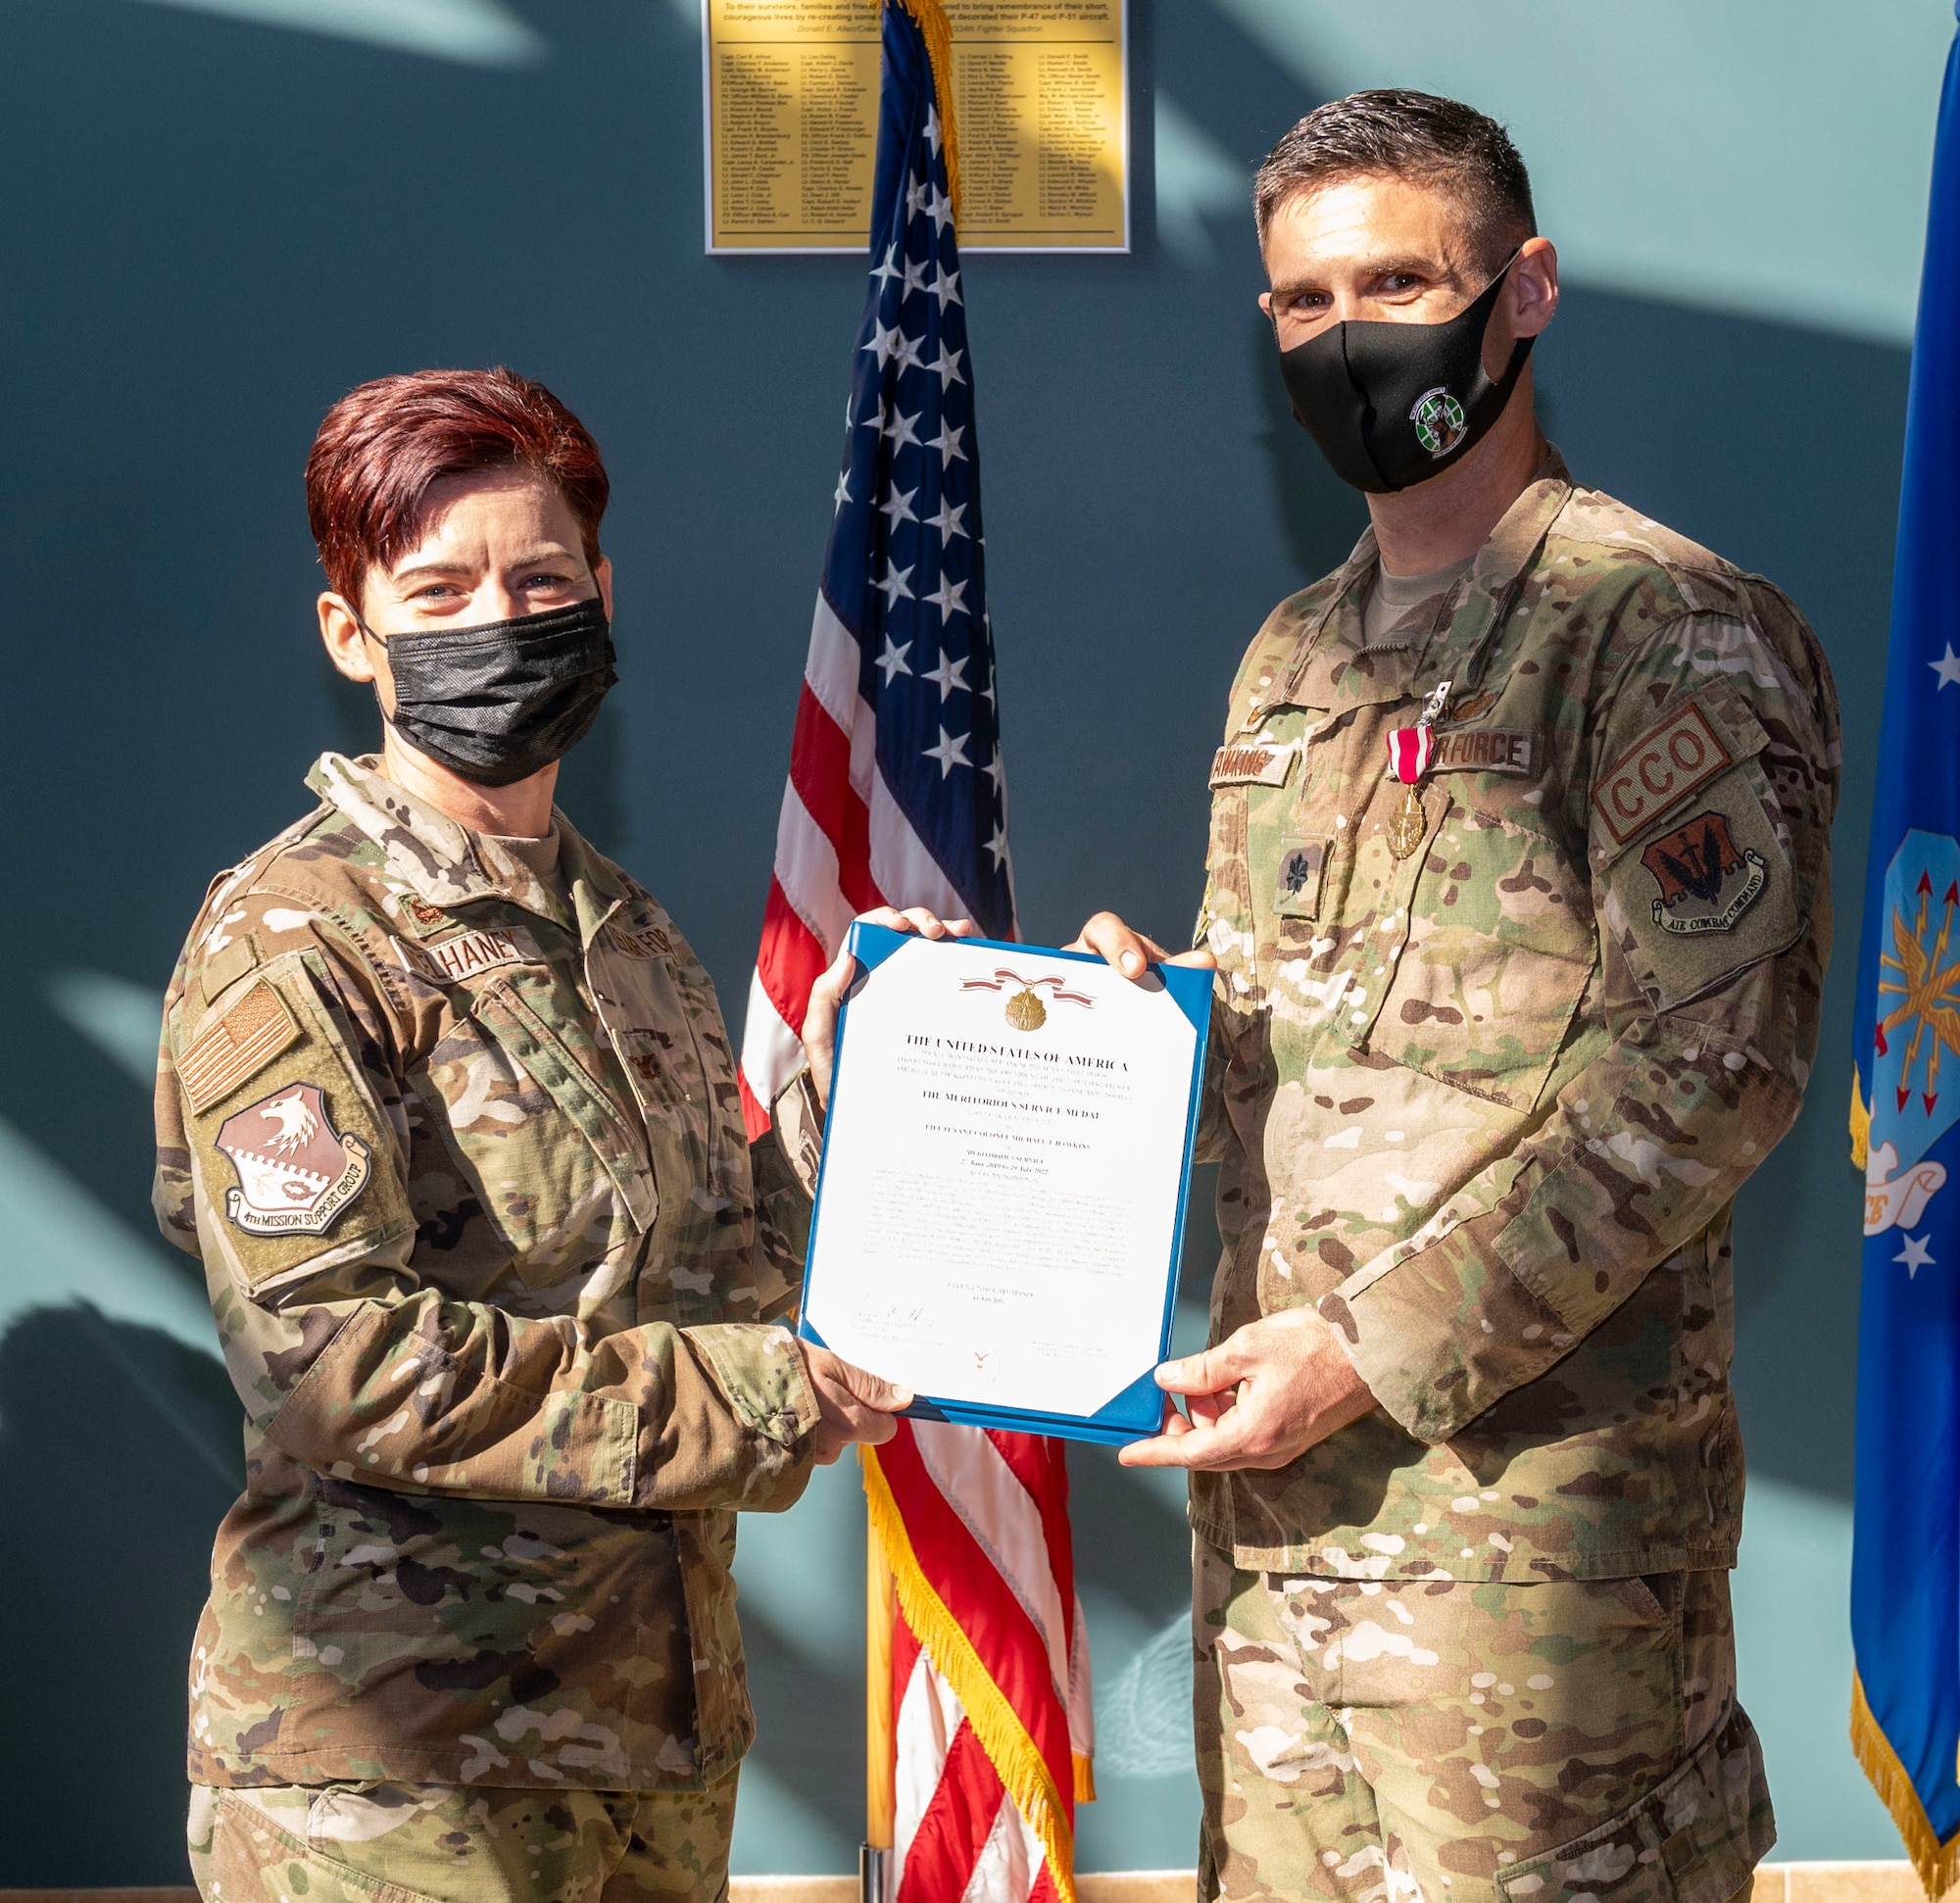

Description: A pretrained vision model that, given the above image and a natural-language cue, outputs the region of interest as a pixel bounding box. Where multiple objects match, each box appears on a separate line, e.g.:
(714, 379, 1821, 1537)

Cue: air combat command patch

(215, 1083, 372, 1236)
(1642, 810, 1767, 935)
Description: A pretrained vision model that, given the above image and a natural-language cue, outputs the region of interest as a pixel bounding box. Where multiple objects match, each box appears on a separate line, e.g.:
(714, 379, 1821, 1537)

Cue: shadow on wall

(0, 0, 1918, 1883)
(0, 1305, 242, 1886)
(1532, 287, 1903, 1501)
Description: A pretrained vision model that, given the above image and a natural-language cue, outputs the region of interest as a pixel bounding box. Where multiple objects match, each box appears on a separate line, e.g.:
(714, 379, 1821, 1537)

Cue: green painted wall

(0, 0, 1936, 1880)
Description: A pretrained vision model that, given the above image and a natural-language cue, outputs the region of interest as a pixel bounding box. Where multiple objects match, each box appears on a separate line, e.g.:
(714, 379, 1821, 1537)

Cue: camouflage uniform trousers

(187, 1773, 738, 1903)
(1194, 1540, 1774, 1903)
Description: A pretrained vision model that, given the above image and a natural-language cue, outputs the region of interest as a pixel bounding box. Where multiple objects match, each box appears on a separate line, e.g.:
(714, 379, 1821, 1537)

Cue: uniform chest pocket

(420, 977, 657, 1264)
(595, 950, 716, 1139)
(1369, 797, 1593, 1111)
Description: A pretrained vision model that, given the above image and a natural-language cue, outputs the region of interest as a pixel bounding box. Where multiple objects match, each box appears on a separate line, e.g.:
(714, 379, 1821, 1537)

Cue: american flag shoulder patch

(179, 980, 302, 1115)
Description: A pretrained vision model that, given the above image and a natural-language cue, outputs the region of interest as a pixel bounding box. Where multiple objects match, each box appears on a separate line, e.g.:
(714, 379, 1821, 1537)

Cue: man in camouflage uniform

(157, 366, 899, 1902)
(1079, 93, 1838, 1903)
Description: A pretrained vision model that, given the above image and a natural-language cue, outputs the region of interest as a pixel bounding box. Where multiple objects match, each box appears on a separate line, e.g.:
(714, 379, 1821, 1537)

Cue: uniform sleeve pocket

(1603, 758, 1801, 1012)
(1494, 1706, 1774, 1903)
(186, 958, 414, 1297)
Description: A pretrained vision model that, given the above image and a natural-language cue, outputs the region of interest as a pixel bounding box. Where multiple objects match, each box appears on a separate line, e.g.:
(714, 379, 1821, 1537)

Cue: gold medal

(1005, 987, 1048, 1031)
(1386, 783, 1428, 860)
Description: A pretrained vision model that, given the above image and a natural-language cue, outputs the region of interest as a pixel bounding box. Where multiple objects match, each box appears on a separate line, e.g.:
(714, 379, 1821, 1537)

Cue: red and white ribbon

(1386, 724, 1435, 785)
(1386, 677, 1455, 786)
(957, 967, 1096, 1008)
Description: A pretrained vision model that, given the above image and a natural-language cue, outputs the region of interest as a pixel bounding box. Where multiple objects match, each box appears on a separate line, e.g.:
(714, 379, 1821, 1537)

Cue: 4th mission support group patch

(215, 1082, 372, 1237)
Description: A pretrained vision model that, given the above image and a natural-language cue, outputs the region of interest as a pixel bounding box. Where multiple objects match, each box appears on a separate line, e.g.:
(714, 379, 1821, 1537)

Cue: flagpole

(862, 1448, 897, 1903)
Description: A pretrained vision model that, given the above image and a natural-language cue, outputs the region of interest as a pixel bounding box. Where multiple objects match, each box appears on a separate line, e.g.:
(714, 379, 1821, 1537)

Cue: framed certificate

(796, 923, 1210, 1444)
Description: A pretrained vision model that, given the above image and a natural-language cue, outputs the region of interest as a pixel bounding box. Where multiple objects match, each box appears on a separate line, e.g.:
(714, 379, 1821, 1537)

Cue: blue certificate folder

(795, 923, 1212, 1446)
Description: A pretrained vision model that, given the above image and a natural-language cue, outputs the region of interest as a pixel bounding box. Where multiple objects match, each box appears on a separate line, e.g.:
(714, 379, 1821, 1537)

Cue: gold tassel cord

(1851, 1068, 1872, 1172)
(1850, 1673, 1960, 1899)
(863, 1445, 1078, 1903)
(885, 0, 962, 225)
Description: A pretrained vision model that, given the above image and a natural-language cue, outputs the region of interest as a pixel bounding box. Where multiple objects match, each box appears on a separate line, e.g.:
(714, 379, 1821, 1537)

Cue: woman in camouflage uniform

(157, 367, 923, 1903)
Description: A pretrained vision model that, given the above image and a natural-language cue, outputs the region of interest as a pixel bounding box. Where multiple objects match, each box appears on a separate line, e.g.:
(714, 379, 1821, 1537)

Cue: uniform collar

(308, 752, 630, 940)
(555, 815, 636, 946)
(1267, 443, 1574, 717)
(1430, 443, 1573, 686)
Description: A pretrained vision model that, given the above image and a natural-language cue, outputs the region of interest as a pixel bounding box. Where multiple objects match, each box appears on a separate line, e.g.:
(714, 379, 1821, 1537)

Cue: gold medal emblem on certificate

(1005, 987, 1049, 1032)
(960, 964, 1093, 1029)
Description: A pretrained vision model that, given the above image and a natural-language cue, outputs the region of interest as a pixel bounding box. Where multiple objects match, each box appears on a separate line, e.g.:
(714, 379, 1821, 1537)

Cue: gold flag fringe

(1850, 1673, 1960, 1899)
(1851, 1068, 1872, 1172)
(862, 1443, 1078, 1903)
(884, 0, 962, 225)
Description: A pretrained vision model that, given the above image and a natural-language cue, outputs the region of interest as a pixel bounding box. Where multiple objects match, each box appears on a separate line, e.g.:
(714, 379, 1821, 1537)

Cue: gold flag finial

(887, 0, 961, 226)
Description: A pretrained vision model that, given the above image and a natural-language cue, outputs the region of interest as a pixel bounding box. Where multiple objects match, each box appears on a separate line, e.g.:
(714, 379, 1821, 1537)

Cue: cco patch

(1593, 701, 1734, 848)
(1641, 810, 1767, 936)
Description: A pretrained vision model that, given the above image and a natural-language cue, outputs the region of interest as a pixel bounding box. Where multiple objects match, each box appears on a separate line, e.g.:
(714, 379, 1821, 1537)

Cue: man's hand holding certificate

(798, 919, 1214, 1443)
(1070, 911, 1378, 1472)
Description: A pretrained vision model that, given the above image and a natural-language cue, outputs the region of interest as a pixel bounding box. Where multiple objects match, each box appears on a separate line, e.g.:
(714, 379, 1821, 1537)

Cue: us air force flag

(1850, 9, 1960, 1891)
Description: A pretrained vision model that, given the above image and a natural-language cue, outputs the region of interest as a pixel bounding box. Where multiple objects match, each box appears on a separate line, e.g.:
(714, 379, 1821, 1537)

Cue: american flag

(735, 3, 1094, 1899)
(736, 4, 1008, 1131)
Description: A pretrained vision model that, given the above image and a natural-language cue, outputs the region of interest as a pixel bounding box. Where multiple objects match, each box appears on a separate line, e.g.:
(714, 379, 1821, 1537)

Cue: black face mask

(372, 596, 617, 788)
(1276, 254, 1534, 494)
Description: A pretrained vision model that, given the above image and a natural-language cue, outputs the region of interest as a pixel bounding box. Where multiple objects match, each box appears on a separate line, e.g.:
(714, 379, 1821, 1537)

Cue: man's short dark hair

(1253, 90, 1536, 270)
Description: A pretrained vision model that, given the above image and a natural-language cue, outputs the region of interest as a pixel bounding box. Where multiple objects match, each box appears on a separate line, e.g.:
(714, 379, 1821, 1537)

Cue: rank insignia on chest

(216, 1084, 372, 1236)
(1641, 810, 1767, 935)
(1274, 838, 1329, 915)
(398, 892, 450, 932)
(1209, 741, 1297, 788)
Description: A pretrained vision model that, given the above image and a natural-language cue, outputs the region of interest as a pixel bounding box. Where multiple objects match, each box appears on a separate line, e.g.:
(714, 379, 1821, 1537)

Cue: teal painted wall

(0, 0, 1936, 1881)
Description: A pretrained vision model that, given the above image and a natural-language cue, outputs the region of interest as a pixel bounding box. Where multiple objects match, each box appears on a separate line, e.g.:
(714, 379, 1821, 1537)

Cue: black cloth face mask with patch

(1276, 252, 1534, 494)
(369, 596, 618, 788)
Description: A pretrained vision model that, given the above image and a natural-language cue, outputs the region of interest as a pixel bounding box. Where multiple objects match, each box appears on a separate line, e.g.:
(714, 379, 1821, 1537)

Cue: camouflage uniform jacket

(154, 752, 823, 1792)
(1191, 449, 1838, 1583)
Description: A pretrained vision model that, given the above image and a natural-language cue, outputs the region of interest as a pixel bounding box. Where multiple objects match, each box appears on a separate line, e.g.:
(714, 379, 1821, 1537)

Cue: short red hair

(305, 366, 611, 603)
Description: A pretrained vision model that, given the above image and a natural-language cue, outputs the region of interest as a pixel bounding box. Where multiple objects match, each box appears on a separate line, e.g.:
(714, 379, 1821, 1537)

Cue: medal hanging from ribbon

(1385, 678, 1452, 861)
